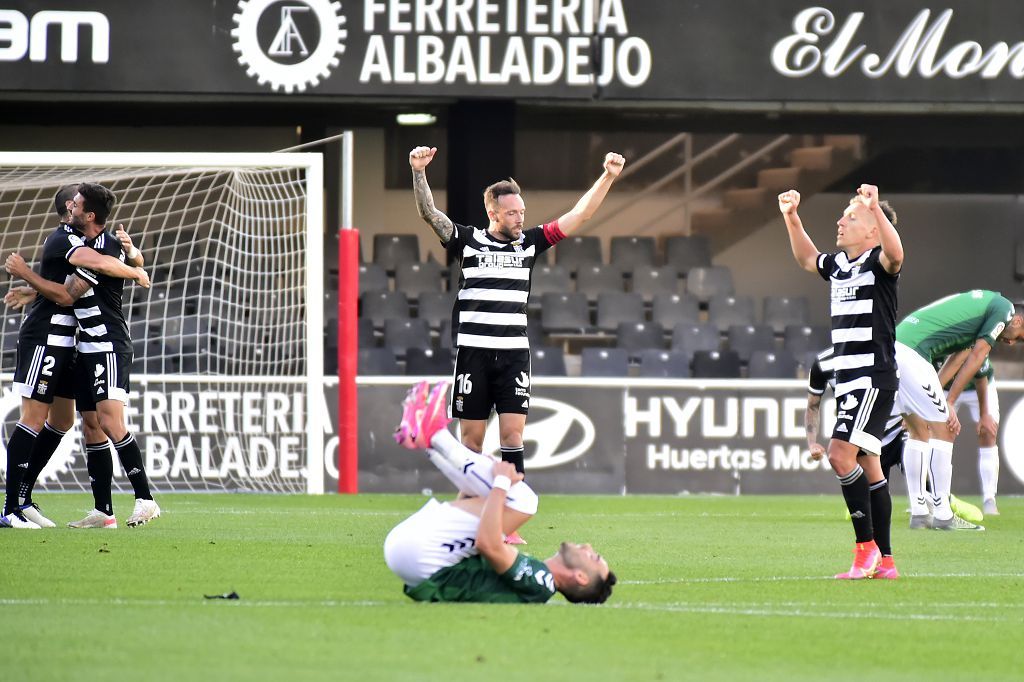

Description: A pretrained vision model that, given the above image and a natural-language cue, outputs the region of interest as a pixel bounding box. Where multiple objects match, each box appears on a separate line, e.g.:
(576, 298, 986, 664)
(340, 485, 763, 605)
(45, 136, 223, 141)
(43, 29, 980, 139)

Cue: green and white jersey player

(894, 290, 1024, 528)
(386, 381, 616, 604)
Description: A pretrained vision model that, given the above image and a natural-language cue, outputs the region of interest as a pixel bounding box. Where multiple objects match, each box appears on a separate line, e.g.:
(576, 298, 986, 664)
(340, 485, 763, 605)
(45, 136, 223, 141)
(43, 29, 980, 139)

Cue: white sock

(902, 439, 930, 516)
(427, 430, 538, 515)
(929, 439, 955, 521)
(978, 446, 999, 500)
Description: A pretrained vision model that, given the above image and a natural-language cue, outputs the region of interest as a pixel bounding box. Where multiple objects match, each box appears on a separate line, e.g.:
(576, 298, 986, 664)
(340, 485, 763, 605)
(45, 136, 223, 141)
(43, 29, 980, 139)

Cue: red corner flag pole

(338, 228, 359, 493)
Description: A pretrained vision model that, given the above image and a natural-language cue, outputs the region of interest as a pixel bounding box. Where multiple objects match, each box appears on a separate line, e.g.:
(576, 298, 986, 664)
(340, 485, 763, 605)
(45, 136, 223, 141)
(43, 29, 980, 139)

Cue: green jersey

(404, 552, 557, 604)
(896, 290, 1013, 363)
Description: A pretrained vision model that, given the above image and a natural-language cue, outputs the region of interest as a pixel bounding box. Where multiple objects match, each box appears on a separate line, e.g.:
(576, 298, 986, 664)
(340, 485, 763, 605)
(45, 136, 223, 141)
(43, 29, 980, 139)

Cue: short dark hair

(878, 200, 897, 226)
(77, 182, 116, 224)
(561, 569, 617, 605)
(53, 183, 78, 219)
(483, 178, 521, 211)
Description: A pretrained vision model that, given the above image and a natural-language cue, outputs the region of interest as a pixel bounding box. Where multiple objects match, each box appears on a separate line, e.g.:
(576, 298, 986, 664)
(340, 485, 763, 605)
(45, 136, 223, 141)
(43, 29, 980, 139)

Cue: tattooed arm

(409, 146, 454, 243)
(805, 392, 826, 461)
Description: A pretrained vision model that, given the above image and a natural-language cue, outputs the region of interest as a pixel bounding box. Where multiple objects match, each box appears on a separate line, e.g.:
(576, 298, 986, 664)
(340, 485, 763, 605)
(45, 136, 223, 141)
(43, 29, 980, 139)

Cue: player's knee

(48, 416, 75, 432)
(506, 481, 538, 516)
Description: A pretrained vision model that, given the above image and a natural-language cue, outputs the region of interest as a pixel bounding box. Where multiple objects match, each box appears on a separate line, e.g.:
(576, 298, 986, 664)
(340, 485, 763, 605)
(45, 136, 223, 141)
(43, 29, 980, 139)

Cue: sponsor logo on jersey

(992, 322, 1006, 339)
(94, 363, 105, 378)
(836, 423, 849, 433)
(455, 396, 464, 413)
(840, 394, 859, 410)
(37, 381, 48, 395)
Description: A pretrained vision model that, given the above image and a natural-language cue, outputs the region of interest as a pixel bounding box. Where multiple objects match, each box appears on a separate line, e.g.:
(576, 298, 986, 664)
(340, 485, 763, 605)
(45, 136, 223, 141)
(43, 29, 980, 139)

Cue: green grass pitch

(2, 493, 1022, 681)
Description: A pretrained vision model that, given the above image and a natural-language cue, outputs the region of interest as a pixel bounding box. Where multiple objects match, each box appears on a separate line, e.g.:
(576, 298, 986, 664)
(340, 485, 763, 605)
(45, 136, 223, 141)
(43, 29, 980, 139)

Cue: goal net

(0, 152, 325, 494)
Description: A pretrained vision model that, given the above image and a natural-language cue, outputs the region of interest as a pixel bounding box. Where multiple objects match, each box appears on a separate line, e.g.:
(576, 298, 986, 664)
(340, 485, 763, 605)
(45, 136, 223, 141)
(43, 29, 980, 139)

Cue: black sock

(838, 465, 873, 544)
(86, 442, 114, 516)
(19, 422, 66, 506)
(869, 479, 893, 556)
(114, 433, 152, 500)
(500, 446, 525, 475)
(4, 424, 37, 515)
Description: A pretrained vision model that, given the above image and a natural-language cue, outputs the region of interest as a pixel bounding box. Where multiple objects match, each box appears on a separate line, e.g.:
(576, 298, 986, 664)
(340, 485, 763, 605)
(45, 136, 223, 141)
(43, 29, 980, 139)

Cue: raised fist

(409, 146, 437, 171)
(778, 189, 801, 215)
(604, 152, 626, 177)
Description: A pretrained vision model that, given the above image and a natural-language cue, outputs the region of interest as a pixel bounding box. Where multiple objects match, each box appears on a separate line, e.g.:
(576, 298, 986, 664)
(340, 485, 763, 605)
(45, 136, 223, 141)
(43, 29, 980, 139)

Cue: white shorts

(956, 380, 1000, 423)
(383, 498, 481, 588)
(895, 342, 951, 423)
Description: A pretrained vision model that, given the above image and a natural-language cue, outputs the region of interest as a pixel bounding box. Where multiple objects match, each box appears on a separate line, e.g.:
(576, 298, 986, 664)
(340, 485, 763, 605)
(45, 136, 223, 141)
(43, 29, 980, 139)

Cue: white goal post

(0, 151, 326, 494)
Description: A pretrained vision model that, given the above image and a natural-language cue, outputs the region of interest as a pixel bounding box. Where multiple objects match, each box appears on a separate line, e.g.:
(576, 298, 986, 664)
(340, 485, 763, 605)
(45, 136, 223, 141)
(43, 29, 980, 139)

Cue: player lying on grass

(385, 381, 616, 604)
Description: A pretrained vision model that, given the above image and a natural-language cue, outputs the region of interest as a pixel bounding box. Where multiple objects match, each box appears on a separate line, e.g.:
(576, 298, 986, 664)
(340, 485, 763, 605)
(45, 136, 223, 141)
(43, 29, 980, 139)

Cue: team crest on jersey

(68, 234, 84, 247)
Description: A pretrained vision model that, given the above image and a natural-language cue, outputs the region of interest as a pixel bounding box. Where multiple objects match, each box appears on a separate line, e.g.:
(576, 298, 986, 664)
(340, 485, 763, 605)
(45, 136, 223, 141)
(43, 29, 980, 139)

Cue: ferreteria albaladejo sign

(3, 1, 1024, 103)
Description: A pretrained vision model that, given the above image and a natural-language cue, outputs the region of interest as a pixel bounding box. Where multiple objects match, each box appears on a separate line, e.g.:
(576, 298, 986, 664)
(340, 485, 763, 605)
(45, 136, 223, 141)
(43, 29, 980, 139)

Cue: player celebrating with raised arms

(779, 184, 903, 579)
(409, 146, 624, 543)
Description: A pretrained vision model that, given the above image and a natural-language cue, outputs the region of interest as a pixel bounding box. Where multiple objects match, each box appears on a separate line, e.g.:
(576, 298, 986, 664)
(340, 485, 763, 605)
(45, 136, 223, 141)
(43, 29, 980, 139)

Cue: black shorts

(12, 339, 76, 404)
(450, 347, 531, 420)
(75, 351, 132, 410)
(831, 387, 896, 456)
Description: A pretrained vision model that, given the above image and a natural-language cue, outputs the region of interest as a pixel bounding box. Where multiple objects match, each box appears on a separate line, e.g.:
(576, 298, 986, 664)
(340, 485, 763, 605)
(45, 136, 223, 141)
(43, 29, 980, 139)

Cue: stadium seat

(748, 349, 799, 378)
(531, 346, 567, 376)
(358, 263, 389, 296)
(726, 324, 776, 363)
(540, 292, 591, 334)
(651, 293, 700, 329)
(596, 292, 645, 332)
(763, 295, 810, 334)
(416, 291, 456, 330)
(439, 319, 454, 350)
(383, 318, 431, 358)
(686, 265, 734, 303)
(580, 347, 630, 377)
(576, 263, 625, 301)
(610, 236, 657, 269)
(708, 295, 755, 332)
(555, 235, 602, 274)
(691, 350, 742, 378)
(616, 321, 666, 357)
(394, 260, 442, 301)
(360, 290, 410, 328)
(632, 266, 681, 301)
(783, 325, 831, 360)
(637, 349, 692, 378)
(357, 317, 376, 347)
(528, 265, 571, 311)
(405, 347, 454, 375)
(373, 233, 420, 274)
(671, 322, 720, 356)
(665, 234, 712, 275)
(358, 347, 400, 375)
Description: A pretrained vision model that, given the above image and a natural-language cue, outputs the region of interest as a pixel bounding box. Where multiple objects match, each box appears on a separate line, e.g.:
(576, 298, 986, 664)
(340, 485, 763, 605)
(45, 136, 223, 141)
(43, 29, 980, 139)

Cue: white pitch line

(0, 597, 393, 608)
(605, 601, 1017, 623)
(625, 572, 1024, 585)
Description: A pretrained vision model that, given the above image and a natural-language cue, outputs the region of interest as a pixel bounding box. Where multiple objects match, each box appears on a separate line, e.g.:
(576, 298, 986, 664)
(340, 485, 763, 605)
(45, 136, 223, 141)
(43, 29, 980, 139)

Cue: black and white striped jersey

(816, 245, 899, 394)
(808, 346, 903, 447)
(69, 229, 132, 354)
(20, 223, 84, 348)
(445, 222, 560, 350)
